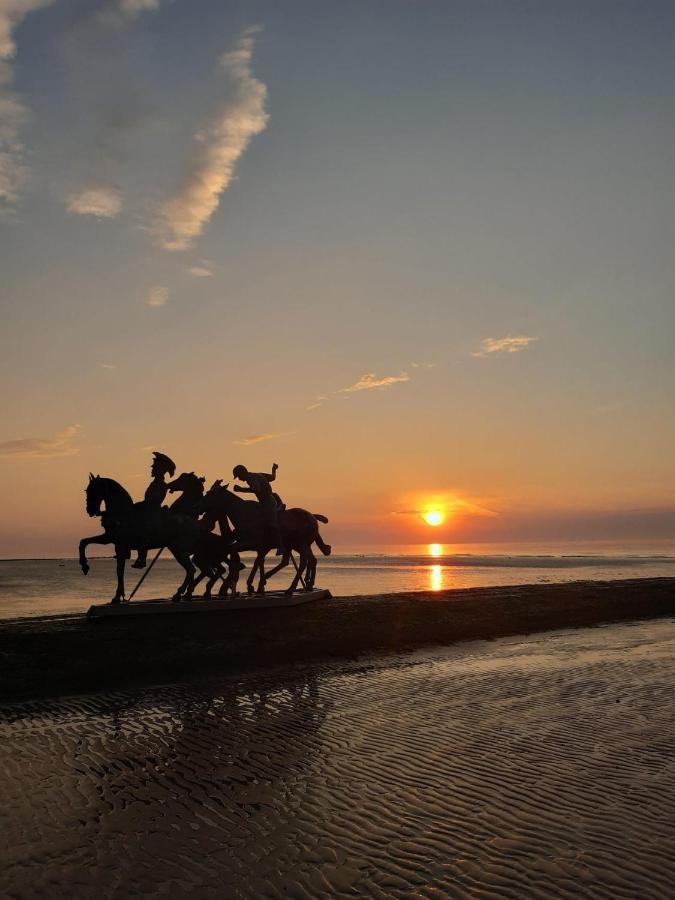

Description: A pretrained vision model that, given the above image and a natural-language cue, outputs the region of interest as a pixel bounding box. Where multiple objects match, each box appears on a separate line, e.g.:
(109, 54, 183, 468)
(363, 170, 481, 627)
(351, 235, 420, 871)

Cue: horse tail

(315, 534, 332, 556)
(313, 513, 329, 524)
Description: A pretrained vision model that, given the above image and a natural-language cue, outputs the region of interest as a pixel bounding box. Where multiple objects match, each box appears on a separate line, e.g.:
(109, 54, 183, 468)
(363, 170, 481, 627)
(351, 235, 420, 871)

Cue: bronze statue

(232, 462, 283, 550)
(78, 456, 332, 603)
(201, 480, 331, 595)
(132, 452, 176, 569)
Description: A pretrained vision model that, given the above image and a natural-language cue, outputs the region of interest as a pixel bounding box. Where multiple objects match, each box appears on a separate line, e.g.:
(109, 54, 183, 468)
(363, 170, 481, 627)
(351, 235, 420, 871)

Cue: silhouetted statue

(78, 460, 332, 603)
(202, 480, 331, 595)
(233, 462, 283, 548)
(132, 451, 176, 569)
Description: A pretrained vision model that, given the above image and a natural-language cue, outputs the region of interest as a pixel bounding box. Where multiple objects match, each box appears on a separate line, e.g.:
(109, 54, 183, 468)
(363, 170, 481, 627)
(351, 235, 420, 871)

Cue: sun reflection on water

(430, 564, 443, 591)
(429, 543, 443, 557)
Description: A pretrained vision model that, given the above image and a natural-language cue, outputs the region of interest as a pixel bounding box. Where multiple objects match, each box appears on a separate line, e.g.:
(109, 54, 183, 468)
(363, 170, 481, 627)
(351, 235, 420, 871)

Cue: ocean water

(1, 541, 674, 620)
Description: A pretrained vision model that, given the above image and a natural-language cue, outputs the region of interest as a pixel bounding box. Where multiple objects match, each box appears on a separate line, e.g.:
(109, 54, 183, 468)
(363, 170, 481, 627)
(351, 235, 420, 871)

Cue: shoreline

(1, 577, 674, 704)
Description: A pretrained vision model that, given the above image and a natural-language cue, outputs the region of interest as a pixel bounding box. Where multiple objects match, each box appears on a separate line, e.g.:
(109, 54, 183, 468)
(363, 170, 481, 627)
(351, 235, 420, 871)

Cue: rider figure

(132, 451, 176, 569)
(232, 463, 284, 549)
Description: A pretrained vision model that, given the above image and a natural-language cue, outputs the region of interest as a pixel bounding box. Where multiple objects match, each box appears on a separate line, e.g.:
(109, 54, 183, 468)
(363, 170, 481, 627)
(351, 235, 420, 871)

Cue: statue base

(87, 589, 331, 619)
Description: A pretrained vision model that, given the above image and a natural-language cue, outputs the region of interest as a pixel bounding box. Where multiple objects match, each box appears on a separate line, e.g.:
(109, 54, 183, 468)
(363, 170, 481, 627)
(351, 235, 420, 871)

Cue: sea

(1, 540, 674, 620)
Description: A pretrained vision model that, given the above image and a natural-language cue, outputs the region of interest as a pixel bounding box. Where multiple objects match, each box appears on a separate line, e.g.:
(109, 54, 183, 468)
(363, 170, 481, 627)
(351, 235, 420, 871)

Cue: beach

(2, 616, 674, 898)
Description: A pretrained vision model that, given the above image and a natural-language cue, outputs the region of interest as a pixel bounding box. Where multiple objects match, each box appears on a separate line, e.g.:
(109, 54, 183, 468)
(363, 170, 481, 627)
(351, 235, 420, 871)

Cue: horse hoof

(171, 595, 182, 603)
(110, 597, 122, 605)
(284, 589, 294, 597)
(81, 564, 89, 576)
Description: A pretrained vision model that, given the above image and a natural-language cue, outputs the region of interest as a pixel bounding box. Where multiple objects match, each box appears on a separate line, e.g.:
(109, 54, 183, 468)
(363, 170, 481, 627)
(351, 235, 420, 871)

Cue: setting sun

(422, 511, 444, 526)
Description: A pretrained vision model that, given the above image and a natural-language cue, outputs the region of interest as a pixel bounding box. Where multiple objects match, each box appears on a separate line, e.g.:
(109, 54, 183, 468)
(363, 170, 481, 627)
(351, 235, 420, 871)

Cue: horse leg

(256, 550, 268, 595)
(79, 534, 111, 575)
(231, 552, 243, 596)
(205, 564, 222, 598)
(247, 555, 259, 595)
(170, 547, 196, 602)
(298, 548, 312, 592)
(192, 569, 207, 595)
(285, 549, 306, 595)
(264, 552, 291, 584)
(112, 547, 128, 603)
(305, 548, 317, 590)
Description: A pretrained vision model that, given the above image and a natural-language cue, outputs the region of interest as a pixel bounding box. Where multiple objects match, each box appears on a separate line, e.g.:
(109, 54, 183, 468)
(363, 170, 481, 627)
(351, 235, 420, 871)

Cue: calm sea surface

(1, 541, 674, 620)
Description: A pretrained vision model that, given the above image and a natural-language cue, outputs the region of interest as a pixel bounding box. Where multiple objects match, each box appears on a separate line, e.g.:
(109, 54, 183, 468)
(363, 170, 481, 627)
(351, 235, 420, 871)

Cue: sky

(1, 0, 674, 556)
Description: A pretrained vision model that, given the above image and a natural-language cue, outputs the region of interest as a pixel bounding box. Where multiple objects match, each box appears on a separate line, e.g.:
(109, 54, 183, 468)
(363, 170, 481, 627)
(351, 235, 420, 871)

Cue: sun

(422, 510, 444, 526)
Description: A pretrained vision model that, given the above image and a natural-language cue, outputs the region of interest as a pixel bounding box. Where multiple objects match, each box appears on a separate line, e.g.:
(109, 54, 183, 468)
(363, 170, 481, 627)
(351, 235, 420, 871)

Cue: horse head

(167, 471, 206, 497)
(85, 474, 134, 519)
(85, 473, 103, 517)
(200, 479, 232, 517)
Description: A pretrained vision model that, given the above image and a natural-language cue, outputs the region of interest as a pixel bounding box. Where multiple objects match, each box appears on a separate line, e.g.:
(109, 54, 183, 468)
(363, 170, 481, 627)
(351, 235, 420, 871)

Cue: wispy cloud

(0, 1, 54, 209)
(339, 372, 410, 393)
(473, 335, 536, 357)
(94, 0, 162, 28)
(410, 361, 437, 369)
(67, 186, 122, 218)
(146, 285, 168, 307)
(156, 28, 268, 251)
(234, 431, 292, 446)
(0, 424, 81, 459)
(185, 262, 213, 277)
(116, 0, 161, 18)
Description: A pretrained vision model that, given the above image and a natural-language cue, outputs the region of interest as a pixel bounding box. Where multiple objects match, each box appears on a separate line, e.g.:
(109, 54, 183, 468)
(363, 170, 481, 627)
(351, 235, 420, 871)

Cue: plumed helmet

(233, 464, 247, 479)
(152, 451, 176, 477)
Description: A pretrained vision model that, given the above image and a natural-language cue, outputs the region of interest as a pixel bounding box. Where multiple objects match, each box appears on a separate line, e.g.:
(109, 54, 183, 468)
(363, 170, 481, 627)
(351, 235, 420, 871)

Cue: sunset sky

(1, 0, 674, 556)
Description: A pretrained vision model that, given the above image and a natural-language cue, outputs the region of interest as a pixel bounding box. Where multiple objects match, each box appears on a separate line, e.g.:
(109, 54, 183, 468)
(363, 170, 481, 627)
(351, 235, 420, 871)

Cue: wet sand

(1, 618, 674, 898)
(1, 578, 674, 703)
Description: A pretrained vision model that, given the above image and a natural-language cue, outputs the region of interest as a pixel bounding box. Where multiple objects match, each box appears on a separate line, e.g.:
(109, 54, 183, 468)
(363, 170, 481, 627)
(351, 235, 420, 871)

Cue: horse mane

(94, 477, 134, 509)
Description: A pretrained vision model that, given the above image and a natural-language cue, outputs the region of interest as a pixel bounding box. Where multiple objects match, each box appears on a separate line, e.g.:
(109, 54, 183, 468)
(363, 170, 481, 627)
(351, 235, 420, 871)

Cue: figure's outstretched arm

(265, 463, 279, 483)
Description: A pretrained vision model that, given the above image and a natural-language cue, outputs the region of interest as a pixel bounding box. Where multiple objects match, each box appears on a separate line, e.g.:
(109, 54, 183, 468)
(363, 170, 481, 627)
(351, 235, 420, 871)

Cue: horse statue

(79, 473, 211, 603)
(167, 474, 245, 599)
(200, 480, 331, 594)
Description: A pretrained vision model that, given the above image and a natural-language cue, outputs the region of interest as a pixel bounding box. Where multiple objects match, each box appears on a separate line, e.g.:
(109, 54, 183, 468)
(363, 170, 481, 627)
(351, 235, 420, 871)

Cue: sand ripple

(1, 619, 674, 898)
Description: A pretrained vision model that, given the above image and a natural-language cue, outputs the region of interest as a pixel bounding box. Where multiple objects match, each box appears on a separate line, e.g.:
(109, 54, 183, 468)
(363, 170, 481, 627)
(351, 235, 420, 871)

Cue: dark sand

(1, 578, 674, 703)
(1, 618, 674, 898)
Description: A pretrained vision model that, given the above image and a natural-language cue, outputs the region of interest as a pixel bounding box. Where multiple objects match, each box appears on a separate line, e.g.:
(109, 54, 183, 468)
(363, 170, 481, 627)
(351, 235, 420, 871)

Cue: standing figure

(232, 463, 283, 549)
(132, 451, 176, 568)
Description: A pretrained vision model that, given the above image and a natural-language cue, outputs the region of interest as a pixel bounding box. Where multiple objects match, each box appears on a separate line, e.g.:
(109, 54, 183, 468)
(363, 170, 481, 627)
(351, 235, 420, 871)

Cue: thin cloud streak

(0, 424, 81, 459)
(185, 263, 213, 277)
(304, 373, 410, 412)
(234, 431, 293, 446)
(339, 372, 410, 393)
(157, 28, 268, 251)
(67, 186, 122, 218)
(473, 335, 536, 357)
(0, 0, 54, 208)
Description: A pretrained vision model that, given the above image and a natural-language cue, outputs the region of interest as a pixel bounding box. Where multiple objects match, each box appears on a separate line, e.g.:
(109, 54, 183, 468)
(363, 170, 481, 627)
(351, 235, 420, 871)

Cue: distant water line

(1, 542, 675, 619)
